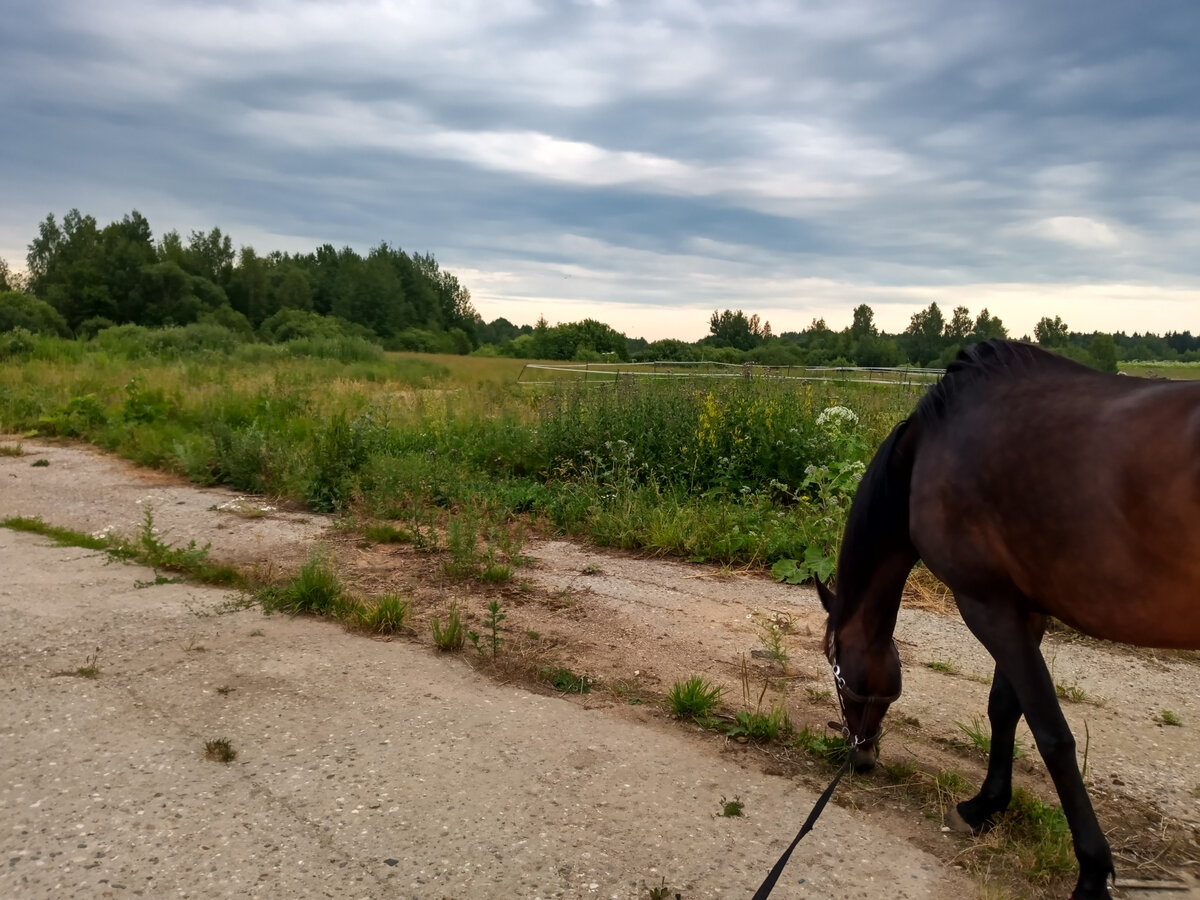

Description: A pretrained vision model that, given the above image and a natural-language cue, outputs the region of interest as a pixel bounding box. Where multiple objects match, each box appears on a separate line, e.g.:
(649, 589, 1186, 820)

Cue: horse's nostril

(850, 746, 878, 773)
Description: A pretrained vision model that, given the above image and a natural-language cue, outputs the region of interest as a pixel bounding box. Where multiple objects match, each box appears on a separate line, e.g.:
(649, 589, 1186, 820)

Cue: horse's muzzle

(850, 741, 879, 773)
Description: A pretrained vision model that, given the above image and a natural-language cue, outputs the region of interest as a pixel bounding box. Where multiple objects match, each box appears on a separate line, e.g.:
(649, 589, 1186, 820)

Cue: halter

(826, 632, 902, 746)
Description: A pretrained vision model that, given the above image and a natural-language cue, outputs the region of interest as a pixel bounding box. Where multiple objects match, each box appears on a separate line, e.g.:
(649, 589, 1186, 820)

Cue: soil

(1, 440, 1198, 899)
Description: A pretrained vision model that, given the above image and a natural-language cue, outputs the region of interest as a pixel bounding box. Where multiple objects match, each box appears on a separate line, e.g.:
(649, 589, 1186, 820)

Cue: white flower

(816, 406, 858, 431)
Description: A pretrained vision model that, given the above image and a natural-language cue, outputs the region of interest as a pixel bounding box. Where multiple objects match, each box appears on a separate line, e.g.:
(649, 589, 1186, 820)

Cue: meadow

(0, 325, 921, 578)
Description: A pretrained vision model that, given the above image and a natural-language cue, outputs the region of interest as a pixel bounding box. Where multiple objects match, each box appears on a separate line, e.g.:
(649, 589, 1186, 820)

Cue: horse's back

(908, 360, 1200, 649)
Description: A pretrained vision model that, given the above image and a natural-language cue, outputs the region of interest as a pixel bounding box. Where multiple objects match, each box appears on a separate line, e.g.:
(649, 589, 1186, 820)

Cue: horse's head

(816, 578, 902, 773)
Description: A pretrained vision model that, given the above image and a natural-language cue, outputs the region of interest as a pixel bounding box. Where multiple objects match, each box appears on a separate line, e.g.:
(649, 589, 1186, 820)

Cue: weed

(954, 716, 1025, 759)
(444, 511, 483, 578)
(3, 515, 109, 550)
(1055, 680, 1101, 705)
(718, 796, 745, 817)
(755, 617, 789, 667)
(794, 725, 850, 764)
(204, 738, 237, 763)
(646, 877, 676, 900)
(431, 604, 465, 652)
(249, 628, 265, 637)
(363, 522, 413, 544)
(882, 758, 918, 781)
(259, 553, 345, 616)
(0, 443, 23, 456)
(74, 647, 101, 678)
(726, 705, 792, 743)
(541, 667, 591, 693)
(927, 659, 958, 674)
(581, 563, 602, 575)
(1156, 710, 1183, 726)
(934, 769, 972, 796)
(32, 458, 49, 467)
(668, 676, 723, 720)
(805, 685, 832, 703)
(357, 593, 410, 635)
(468, 599, 506, 656)
(995, 788, 1076, 880)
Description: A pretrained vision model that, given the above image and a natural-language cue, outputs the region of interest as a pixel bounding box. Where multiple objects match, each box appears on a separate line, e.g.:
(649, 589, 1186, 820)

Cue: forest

(3, 209, 1199, 370)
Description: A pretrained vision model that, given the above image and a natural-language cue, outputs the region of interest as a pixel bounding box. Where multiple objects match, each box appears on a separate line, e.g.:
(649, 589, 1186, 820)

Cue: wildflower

(816, 406, 858, 431)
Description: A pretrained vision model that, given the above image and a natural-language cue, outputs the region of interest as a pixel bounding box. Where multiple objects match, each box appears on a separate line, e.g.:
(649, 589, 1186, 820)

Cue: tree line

(3, 210, 1198, 368)
(2, 209, 478, 353)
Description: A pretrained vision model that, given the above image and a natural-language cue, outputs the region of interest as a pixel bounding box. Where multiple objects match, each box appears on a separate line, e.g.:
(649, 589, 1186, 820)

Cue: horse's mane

(831, 341, 1086, 627)
(912, 339, 1086, 432)
(830, 418, 913, 628)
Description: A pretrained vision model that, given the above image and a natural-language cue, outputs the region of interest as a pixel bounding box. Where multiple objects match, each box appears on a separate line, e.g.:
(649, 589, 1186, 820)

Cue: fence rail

(517, 360, 945, 387)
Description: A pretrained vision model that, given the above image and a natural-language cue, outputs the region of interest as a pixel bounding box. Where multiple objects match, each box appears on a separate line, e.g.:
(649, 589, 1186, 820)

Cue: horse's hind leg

(948, 666, 1021, 833)
(954, 593, 1114, 900)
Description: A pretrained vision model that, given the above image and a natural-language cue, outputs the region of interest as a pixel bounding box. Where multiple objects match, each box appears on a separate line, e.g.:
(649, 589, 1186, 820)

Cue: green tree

(1034, 315, 1069, 347)
(0, 257, 22, 292)
(904, 302, 946, 366)
(707, 309, 765, 351)
(945, 305, 972, 341)
(274, 266, 314, 312)
(971, 308, 1008, 341)
(185, 227, 234, 286)
(1088, 333, 1118, 373)
(849, 304, 877, 339)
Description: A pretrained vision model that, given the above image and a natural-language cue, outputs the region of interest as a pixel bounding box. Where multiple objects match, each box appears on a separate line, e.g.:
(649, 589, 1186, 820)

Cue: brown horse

(816, 339, 1200, 900)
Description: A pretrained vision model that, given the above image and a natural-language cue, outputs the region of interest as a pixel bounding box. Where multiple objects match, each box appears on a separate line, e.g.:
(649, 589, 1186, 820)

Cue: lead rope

(749, 752, 854, 900)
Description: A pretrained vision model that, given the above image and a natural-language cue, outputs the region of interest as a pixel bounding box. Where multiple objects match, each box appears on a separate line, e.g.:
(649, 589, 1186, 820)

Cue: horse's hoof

(943, 806, 978, 834)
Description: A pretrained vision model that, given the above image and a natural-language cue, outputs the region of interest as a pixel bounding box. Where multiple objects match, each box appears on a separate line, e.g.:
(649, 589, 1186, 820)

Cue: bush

(0, 291, 71, 336)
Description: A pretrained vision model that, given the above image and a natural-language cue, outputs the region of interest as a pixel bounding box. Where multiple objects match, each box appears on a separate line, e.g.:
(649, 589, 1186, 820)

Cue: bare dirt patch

(2, 439, 1198, 898)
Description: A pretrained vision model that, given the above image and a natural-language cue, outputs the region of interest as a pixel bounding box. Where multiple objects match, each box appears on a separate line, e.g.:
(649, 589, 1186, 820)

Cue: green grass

(259, 553, 345, 616)
(3, 515, 111, 550)
(718, 796, 745, 817)
(0, 331, 920, 574)
(540, 667, 592, 693)
(431, 604, 465, 652)
(667, 676, 724, 720)
(1156, 710, 1183, 726)
(354, 593, 410, 635)
(954, 716, 1026, 760)
(2, 512, 243, 586)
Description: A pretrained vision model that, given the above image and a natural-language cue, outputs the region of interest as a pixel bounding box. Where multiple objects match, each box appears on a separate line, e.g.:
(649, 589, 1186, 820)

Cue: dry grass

(904, 566, 956, 614)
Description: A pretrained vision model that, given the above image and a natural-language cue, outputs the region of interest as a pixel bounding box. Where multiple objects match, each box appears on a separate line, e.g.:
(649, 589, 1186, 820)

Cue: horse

(815, 339, 1200, 900)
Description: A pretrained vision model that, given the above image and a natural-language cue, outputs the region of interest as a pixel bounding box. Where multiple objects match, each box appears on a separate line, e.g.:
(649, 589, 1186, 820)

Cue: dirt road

(2, 441, 1198, 898)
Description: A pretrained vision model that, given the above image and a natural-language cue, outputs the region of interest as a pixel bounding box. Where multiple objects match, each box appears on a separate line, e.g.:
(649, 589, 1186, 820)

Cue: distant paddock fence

(517, 360, 945, 388)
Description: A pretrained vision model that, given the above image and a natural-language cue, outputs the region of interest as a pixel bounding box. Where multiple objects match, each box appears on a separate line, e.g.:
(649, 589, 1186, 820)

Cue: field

(0, 329, 923, 578)
(3, 330, 1199, 898)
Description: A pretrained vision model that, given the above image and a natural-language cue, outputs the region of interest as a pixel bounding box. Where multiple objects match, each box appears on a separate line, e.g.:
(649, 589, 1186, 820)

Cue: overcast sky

(3, 0, 1199, 341)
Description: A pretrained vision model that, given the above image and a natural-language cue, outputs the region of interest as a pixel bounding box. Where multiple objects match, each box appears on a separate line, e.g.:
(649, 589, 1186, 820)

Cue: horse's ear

(815, 578, 836, 612)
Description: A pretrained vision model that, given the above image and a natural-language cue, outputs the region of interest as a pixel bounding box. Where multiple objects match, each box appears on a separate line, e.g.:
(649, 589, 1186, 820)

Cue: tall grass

(0, 329, 919, 570)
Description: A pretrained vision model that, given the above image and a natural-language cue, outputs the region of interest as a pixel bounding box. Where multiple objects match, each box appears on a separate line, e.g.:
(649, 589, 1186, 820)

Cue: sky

(3, 0, 1199, 342)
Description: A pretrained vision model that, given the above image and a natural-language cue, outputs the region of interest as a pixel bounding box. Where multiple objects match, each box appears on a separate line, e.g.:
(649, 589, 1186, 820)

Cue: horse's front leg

(948, 665, 1021, 832)
(954, 595, 1114, 900)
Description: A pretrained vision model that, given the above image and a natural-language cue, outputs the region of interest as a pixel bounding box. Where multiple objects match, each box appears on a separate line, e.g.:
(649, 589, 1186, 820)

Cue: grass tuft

(259, 553, 345, 616)
(667, 676, 723, 720)
(355, 593, 410, 634)
(431, 604, 465, 651)
(204, 738, 237, 763)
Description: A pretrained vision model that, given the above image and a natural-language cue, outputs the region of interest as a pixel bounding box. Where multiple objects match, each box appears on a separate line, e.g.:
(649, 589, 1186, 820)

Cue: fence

(517, 360, 945, 388)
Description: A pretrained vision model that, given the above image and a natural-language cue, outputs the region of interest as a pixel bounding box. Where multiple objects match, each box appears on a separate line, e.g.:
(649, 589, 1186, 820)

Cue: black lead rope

(750, 752, 854, 900)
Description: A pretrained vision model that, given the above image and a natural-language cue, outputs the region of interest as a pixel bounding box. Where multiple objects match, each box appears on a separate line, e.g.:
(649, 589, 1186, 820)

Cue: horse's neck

(840, 547, 915, 649)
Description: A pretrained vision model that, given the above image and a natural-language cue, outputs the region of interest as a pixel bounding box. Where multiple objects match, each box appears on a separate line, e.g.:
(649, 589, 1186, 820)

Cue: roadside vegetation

(0, 329, 914, 575)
